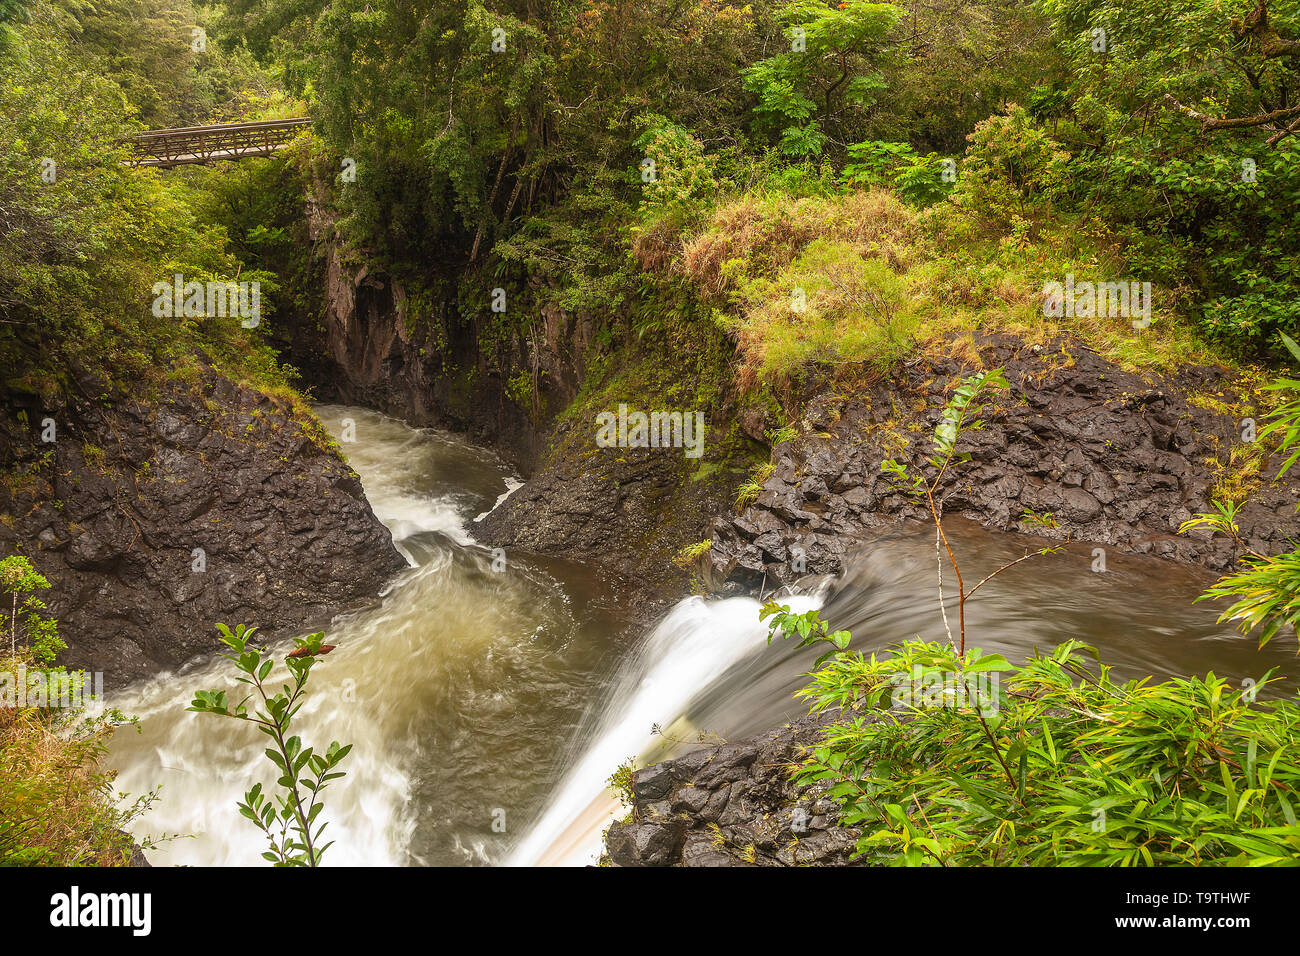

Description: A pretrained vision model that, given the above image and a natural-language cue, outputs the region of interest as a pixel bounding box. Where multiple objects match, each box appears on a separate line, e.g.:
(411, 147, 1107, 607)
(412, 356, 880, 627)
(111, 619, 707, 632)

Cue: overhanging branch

(1164, 93, 1300, 137)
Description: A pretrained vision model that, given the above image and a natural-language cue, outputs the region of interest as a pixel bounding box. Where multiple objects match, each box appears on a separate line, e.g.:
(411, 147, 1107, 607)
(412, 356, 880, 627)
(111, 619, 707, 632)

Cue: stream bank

(0, 366, 405, 684)
(702, 333, 1299, 590)
(456, 329, 1300, 607)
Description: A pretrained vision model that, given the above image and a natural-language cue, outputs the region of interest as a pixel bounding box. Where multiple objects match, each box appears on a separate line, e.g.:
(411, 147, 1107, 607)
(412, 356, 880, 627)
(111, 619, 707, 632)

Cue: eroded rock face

(0, 369, 407, 687)
(473, 413, 745, 615)
(316, 245, 592, 466)
(604, 712, 863, 867)
(707, 335, 1300, 590)
(311, 233, 757, 611)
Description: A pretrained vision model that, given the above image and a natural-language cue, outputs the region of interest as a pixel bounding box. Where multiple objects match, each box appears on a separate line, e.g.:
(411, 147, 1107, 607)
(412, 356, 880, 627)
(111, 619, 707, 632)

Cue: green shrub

(634, 115, 720, 210)
(0, 555, 62, 663)
(950, 105, 1070, 225)
(843, 140, 953, 206)
(765, 616, 1300, 866)
(189, 624, 351, 867)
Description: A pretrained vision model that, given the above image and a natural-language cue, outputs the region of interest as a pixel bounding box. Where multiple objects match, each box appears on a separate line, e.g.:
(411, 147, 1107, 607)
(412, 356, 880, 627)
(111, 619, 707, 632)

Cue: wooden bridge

(124, 118, 312, 168)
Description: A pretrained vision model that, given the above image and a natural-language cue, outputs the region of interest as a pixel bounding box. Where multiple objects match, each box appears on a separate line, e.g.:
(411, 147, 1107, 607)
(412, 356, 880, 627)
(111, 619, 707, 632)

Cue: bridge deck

(125, 118, 312, 168)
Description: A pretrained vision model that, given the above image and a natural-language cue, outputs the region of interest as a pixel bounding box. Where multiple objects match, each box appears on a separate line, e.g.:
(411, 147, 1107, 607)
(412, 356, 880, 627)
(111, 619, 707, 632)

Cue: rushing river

(107, 406, 1297, 866)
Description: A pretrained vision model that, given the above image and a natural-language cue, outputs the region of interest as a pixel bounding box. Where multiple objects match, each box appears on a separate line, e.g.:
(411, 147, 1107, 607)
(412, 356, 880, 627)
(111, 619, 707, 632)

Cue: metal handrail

(122, 118, 313, 168)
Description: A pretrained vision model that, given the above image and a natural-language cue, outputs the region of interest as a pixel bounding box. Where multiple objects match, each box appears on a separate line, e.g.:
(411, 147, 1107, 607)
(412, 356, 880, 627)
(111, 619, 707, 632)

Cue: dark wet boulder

(603, 711, 866, 867)
(0, 367, 406, 687)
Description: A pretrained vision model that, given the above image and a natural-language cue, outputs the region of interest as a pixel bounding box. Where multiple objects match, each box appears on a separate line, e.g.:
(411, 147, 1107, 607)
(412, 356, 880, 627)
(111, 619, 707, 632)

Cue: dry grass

(677, 189, 920, 296)
(0, 658, 146, 865)
(640, 185, 1241, 394)
(639, 190, 930, 383)
(629, 212, 684, 275)
(1209, 441, 1268, 505)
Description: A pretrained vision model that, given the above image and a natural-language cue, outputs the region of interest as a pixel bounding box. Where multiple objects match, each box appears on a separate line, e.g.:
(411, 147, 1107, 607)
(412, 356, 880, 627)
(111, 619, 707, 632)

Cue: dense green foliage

(9, 0, 1300, 396)
(1035, 0, 1300, 355)
(198, 0, 1300, 363)
(767, 616, 1300, 866)
(0, 1, 295, 399)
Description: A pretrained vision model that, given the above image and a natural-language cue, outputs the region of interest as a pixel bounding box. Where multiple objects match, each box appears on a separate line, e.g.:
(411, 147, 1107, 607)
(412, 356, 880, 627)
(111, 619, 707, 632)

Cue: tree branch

(1163, 93, 1300, 133)
(1233, 0, 1300, 61)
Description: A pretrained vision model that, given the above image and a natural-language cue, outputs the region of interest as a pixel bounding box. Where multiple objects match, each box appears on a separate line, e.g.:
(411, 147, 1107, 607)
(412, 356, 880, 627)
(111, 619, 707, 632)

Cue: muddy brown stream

(105, 407, 1294, 866)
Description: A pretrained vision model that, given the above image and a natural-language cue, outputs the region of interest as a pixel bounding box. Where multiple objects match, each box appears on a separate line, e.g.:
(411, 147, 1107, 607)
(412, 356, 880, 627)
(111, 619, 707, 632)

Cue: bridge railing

(124, 118, 312, 168)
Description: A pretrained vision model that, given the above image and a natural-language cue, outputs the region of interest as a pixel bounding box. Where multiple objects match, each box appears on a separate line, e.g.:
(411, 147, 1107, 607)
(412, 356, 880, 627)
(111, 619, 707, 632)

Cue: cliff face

(704, 335, 1300, 592)
(311, 243, 595, 468)
(0, 368, 406, 686)
(472, 407, 750, 619)
(310, 239, 755, 613)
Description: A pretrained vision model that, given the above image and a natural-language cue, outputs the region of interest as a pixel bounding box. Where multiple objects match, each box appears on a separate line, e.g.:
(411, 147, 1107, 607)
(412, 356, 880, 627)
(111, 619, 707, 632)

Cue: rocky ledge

(608, 333, 1300, 866)
(604, 711, 864, 867)
(0, 367, 407, 685)
(706, 334, 1300, 591)
(473, 412, 744, 619)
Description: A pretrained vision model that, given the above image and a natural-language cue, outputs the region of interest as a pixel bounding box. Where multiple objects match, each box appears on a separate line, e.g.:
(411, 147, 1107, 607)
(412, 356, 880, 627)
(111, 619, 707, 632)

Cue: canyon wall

(704, 335, 1299, 592)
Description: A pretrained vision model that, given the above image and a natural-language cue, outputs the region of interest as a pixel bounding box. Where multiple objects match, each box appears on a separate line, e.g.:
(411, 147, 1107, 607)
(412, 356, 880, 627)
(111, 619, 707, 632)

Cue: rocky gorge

(4, 262, 1295, 867)
(9, 0, 1300, 877)
(3, 221, 1292, 864)
(298, 256, 1300, 865)
(295, 243, 757, 621)
(284, 247, 1300, 868)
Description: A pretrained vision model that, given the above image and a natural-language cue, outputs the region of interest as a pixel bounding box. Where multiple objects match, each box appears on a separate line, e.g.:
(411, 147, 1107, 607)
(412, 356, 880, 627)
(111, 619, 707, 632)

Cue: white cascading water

(106, 405, 820, 866)
(505, 591, 822, 867)
(105, 404, 1274, 866)
(104, 407, 546, 864)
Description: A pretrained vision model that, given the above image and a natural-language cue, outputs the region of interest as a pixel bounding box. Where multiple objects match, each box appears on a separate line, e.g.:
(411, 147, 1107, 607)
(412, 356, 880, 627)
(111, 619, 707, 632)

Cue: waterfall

(506, 591, 823, 867)
(103, 405, 1287, 867)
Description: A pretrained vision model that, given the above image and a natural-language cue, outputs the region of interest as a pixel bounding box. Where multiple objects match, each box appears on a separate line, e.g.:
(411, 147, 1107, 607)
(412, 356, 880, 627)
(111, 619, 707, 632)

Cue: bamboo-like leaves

(766, 614, 1300, 866)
